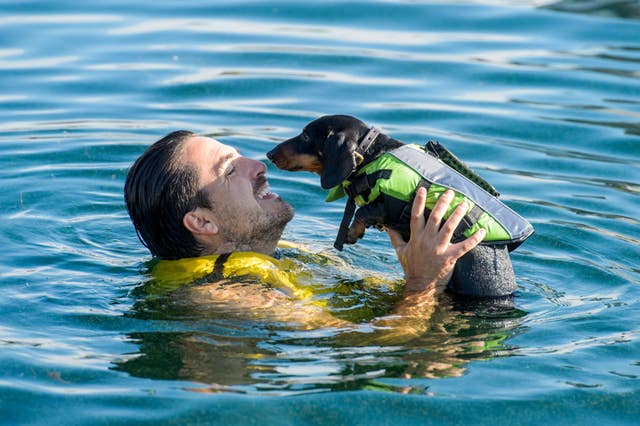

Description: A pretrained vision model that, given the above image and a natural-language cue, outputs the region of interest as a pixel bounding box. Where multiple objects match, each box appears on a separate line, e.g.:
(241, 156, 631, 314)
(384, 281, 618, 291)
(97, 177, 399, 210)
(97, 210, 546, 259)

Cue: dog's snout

(266, 147, 284, 167)
(268, 137, 321, 173)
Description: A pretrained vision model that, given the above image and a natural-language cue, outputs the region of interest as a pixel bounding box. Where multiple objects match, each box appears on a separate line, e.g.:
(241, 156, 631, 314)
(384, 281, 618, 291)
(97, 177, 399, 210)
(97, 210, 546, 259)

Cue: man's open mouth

(255, 183, 277, 200)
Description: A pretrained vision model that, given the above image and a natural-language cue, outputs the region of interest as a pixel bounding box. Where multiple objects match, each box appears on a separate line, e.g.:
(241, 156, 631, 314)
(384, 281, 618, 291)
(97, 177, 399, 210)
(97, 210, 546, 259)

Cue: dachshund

(267, 114, 502, 246)
(267, 114, 522, 298)
(267, 115, 410, 245)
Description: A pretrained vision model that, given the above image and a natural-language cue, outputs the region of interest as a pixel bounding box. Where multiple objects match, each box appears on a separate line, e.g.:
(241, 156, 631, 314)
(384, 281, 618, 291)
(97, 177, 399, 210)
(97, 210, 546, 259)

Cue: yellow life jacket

(145, 241, 404, 322)
(149, 244, 315, 301)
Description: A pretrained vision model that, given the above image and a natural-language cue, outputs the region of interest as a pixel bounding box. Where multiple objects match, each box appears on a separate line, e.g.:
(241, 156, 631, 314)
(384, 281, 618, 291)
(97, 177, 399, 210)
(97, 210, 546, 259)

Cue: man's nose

(243, 157, 266, 178)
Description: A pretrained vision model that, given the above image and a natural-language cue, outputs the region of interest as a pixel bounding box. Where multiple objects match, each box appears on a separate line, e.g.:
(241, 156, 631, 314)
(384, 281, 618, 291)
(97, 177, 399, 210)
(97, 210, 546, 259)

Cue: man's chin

(262, 195, 293, 214)
(277, 199, 295, 224)
(254, 196, 294, 234)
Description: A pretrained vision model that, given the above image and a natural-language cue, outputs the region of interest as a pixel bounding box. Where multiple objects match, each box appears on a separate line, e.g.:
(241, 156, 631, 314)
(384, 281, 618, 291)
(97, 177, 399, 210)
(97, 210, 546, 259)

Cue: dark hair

(124, 130, 211, 259)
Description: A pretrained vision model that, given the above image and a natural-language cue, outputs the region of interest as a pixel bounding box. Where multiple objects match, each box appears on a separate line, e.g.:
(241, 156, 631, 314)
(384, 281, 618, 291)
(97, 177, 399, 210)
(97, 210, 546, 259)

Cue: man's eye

(226, 164, 236, 176)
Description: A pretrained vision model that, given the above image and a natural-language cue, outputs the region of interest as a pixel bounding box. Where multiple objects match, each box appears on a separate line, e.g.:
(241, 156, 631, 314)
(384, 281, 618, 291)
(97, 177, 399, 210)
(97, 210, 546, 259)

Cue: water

(1, 0, 639, 424)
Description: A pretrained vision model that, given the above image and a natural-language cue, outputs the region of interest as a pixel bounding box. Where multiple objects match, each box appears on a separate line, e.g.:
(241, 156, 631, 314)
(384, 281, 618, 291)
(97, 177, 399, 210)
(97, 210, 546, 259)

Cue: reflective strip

(388, 145, 534, 244)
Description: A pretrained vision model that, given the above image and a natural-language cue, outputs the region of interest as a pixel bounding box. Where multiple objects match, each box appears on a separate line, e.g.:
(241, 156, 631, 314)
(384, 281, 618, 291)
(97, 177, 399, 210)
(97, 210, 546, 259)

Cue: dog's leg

(346, 201, 387, 244)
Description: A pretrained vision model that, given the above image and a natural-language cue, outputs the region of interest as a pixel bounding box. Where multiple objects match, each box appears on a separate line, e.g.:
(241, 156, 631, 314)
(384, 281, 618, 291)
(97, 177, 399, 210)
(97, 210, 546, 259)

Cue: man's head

(124, 131, 294, 259)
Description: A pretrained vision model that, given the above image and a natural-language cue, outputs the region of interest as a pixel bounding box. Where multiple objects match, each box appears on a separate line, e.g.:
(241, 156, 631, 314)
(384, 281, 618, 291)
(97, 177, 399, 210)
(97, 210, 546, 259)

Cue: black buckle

(344, 169, 392, 199)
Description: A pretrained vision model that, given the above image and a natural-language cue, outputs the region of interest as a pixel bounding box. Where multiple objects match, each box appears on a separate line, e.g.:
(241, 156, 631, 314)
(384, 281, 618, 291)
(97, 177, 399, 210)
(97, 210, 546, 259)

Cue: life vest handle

(425, 141, 500, 197)
(334, 197, 357, 251)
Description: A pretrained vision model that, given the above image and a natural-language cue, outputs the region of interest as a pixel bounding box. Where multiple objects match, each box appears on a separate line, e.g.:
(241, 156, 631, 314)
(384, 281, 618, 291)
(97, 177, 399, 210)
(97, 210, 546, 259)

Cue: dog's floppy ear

(320, 131, 358, 189)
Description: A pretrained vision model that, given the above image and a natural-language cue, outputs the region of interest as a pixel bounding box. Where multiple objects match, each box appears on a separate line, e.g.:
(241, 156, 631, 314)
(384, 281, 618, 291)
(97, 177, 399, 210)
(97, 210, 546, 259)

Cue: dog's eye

(301, 133, 310, 142)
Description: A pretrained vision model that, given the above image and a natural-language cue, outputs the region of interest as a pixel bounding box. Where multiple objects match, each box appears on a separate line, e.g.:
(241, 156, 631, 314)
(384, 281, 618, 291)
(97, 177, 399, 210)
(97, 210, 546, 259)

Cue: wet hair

(124, 130, 211, 259)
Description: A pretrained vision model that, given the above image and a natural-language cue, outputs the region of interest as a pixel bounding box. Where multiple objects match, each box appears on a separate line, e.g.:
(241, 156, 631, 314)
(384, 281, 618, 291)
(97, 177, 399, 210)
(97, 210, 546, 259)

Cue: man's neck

(205, 238, 279, 257)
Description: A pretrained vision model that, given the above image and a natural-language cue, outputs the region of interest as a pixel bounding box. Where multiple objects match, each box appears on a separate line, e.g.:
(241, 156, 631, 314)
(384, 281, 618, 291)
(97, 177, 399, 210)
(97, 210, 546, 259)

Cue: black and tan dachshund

(267, 115, 408, 245)
(267, 114, 518, 297)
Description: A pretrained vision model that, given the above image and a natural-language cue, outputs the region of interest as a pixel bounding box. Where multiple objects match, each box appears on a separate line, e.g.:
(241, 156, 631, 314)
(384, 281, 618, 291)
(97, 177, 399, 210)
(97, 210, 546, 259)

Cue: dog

(267, 115, 525, 297)
(268, 115, 407, 245)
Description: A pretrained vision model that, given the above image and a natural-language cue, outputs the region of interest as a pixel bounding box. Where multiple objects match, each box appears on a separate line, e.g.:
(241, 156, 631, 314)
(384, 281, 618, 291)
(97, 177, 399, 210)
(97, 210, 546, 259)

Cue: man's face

(180, 136, 294, 252)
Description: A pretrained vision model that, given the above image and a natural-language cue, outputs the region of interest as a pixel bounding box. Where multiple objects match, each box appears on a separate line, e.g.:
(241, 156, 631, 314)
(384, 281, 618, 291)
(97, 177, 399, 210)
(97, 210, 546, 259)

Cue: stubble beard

(215, 197, 294, 254)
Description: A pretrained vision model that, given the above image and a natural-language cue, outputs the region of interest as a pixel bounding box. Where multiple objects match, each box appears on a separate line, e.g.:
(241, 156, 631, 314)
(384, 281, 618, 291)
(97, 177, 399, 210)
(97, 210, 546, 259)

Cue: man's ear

(320, 131, 358, 189)
(183, 207, 219, 236)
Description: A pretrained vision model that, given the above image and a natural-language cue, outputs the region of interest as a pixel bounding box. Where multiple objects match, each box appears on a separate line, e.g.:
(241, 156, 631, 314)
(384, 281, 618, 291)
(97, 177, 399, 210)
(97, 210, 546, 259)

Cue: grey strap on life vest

(388, 145, 534, 247)
(453, 203, 484, 243)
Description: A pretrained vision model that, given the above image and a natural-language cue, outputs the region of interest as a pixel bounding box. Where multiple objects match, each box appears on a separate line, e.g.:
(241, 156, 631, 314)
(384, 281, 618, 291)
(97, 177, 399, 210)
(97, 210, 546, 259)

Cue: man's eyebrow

(219, 152, 236, 163)
(215, 150, 240, 172)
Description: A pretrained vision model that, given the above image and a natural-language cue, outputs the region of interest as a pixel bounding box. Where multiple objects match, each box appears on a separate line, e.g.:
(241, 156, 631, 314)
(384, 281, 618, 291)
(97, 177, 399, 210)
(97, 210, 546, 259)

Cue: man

(124, 130, 486, 314)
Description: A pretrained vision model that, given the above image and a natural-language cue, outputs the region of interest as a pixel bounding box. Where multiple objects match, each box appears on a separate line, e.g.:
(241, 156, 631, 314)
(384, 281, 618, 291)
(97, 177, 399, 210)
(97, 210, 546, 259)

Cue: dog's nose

(267, 147, 286, 169)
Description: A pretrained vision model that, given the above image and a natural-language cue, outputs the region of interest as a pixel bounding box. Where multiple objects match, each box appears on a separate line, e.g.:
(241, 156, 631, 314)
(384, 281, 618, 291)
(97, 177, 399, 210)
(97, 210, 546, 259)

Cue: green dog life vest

(326, 142, 534, 251)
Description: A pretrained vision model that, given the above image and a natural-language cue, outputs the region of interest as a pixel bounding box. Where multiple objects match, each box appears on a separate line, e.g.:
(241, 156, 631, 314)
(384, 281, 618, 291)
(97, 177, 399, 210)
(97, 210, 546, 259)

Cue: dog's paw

(346, 221, 366, 244)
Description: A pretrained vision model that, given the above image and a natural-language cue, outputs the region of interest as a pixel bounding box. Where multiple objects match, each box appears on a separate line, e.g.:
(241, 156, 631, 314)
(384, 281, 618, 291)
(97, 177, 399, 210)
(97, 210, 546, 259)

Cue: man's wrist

(403, 278, 437, 299)
(394, 281, 439, 316)
(403, 273, 450, 297)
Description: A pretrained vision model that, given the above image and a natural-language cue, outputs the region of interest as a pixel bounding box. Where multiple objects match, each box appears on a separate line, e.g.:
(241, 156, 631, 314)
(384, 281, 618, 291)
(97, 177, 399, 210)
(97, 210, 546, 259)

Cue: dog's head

(267, 115, 370, 189)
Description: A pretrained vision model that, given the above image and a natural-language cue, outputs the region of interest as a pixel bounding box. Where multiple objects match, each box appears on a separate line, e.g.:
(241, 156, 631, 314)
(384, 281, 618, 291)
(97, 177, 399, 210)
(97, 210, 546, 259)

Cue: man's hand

(386, 188, 486, 297)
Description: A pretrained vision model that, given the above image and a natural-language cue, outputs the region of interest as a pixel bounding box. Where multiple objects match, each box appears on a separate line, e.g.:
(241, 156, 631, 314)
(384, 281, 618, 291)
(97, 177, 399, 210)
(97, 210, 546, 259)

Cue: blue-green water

(1, 0, 639, 424)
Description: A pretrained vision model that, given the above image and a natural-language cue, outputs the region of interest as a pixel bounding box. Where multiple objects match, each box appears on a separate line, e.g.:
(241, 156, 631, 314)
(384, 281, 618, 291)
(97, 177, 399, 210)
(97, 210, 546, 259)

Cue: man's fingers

(425, 189, 454, 234)
(439, 200, 467, 244)
(410, 187, 427, 235)
(451, 228, 486, 258)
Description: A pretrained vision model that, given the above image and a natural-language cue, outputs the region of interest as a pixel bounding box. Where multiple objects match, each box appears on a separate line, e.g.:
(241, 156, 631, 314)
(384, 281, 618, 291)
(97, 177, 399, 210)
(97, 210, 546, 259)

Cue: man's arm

(185, 280, 350, 329)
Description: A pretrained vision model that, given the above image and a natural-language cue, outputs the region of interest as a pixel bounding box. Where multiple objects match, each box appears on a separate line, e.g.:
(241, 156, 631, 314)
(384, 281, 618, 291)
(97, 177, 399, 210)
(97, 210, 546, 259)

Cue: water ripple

(0, 55, 78, 69)
(108, 18, 524, 45)
(0, 14, 122, 25)
(515, 329, 640, 356)
(166, 68, 415, 86)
